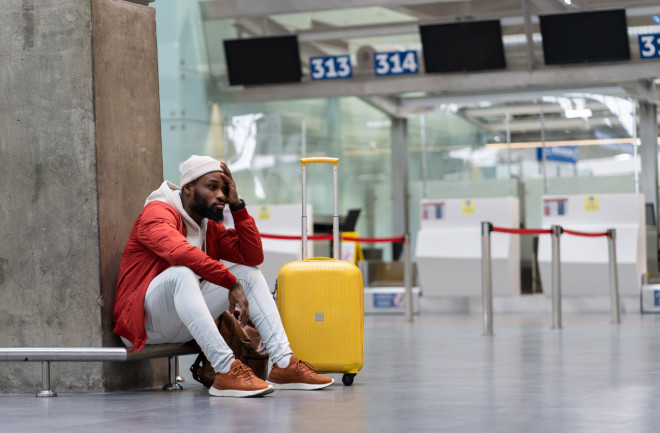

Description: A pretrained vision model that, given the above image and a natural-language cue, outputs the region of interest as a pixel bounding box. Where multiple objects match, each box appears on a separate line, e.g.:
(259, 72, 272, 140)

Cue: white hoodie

(145, 181, 208, 253)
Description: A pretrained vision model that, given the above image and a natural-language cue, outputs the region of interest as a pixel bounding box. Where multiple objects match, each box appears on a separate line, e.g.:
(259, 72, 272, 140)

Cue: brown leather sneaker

(267, 355, 334, 390)
(209, 359, 274, 397)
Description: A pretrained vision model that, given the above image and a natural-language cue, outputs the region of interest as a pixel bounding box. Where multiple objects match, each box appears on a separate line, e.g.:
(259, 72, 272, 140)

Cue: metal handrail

(0, 343, 198, 397)
(0, 343, 197, 362)
(0, 347, 129, 362)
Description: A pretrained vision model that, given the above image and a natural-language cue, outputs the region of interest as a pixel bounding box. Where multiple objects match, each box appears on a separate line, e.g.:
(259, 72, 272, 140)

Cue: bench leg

(37, 361, 57, 398)
(162, 356, 183, 391)
(175, 355, 184, 384)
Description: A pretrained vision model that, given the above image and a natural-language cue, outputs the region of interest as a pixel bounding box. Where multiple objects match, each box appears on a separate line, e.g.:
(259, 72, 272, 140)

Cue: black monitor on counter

(419, 20, 506, 73)
(539, 9, 630, 65)
(223, 35, 302, 86)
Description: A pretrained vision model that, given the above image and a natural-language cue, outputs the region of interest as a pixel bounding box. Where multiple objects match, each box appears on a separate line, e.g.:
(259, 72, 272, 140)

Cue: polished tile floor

(2, 311, 660, 433)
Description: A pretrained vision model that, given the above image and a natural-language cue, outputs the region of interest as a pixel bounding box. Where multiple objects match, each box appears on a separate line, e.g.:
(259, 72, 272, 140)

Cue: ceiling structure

(200, 0, 660, 146)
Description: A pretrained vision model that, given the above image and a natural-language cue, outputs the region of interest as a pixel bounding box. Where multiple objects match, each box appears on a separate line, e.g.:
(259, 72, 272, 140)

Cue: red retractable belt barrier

(491, 226, 610, 237)
(563, 229, 610, 237)
(259, 233, 332, 241)
(492, 227, 552, 235)
(262, 228, 610, 241)
(259, 233, 406, 243)
(482, 222, 621, 336)
(341, 236, 405, 243)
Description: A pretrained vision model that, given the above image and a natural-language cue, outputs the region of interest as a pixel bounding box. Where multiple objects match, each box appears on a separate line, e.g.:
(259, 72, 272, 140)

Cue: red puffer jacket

(112, 201, 263, 350)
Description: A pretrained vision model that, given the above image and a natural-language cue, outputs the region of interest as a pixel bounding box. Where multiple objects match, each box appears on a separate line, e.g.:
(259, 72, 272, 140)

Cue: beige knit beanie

(179, 155, 223, 187)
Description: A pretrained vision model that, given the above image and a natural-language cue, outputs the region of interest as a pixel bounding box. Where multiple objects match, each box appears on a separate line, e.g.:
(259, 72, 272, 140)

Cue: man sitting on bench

(113, 155, 333, 397)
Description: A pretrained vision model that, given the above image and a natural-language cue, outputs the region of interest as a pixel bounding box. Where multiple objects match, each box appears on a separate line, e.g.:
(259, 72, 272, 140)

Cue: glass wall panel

(406, 95, 640, 227)
(154, 1, 645, 269)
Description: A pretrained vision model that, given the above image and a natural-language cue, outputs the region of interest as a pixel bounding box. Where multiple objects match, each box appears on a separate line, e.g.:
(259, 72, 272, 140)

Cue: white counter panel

(416, 197, 520, 297)
(537, 193, 645, 296)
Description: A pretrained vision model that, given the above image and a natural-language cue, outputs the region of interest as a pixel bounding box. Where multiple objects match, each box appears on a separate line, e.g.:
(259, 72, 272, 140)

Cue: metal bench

(0, 343, 199, 397)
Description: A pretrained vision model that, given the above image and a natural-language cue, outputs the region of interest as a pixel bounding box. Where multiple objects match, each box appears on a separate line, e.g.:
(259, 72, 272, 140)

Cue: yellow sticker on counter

(462, 200, 475, 214)
(258, 206, 270, 219)
(585, 196, 599, 211)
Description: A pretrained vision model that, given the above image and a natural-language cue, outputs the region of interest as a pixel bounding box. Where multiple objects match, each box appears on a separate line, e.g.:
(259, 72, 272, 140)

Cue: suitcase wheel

(342, 373, 356, 386)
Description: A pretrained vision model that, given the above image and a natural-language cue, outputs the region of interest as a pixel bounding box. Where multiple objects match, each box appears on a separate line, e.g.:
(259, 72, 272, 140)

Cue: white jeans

(125, 264, 292, 374)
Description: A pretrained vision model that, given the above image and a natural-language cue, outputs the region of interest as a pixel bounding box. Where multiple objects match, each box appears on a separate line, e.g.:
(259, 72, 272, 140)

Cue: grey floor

(2, 312, 660, 433)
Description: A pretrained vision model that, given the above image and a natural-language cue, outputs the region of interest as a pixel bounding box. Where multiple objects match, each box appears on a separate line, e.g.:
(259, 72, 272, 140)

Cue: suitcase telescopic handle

(300, 157, 339, 260)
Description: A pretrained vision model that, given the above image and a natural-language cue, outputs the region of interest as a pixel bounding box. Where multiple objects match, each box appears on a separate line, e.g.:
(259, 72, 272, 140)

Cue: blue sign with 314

(639, 33, 660, 59)
(309, 55, 352, 80)
(374, 50, 419, 76)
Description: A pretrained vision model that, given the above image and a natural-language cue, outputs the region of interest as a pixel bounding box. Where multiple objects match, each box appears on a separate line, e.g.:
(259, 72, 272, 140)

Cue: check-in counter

(359, 260, 421, 314)
(223, 204, 313, 290)
(415, 197, 520, 297)
(537, 193, 645, 296)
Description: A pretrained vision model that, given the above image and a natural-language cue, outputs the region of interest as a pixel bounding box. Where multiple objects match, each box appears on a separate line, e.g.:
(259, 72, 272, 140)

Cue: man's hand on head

(228, 281, 250, 326)
(220, 161, 241, 207)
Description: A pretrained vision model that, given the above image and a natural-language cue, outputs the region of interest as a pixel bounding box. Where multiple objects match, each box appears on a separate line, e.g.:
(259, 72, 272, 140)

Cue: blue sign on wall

(639, 34, 660, 59)
(309, 55, 352, 80)
(373, 51, 419, 76)
(373, 293, 406, 309)
(654, 290, 660, 306)
(537, 146, 578, 163)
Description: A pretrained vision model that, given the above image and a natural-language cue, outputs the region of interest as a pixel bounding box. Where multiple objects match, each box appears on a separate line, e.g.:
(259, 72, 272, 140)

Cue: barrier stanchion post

(551, 225, 563, 329)
(481, 222, 494, 336)
(404, 232, 414, 323)
(607, 228, 622, 324)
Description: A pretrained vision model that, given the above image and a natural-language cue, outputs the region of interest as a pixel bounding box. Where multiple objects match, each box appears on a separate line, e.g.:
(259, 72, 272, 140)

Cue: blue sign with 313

(310, 55, 352, 80)
(639, 33, 660, 59)
(374, 51, 419, 76)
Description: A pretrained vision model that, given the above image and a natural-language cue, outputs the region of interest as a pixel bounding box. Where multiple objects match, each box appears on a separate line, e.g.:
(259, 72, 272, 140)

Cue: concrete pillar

(639, 101, 659, 271)
(0, 0, 163, 393)
(391, 117, 410, 260)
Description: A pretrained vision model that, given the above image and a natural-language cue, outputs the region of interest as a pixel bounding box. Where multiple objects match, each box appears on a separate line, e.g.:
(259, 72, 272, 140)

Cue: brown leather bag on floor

(190, 310, 270, 387)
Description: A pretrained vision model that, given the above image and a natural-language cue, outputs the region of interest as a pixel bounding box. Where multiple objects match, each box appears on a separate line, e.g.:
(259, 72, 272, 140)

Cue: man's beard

(190, 190, 224, 222)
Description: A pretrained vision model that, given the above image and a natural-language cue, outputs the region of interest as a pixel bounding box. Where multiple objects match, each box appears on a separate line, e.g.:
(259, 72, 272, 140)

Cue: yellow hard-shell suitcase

(276, 157, 364, 386)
